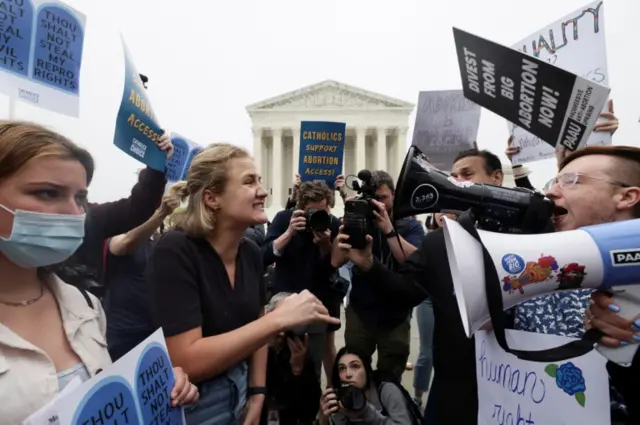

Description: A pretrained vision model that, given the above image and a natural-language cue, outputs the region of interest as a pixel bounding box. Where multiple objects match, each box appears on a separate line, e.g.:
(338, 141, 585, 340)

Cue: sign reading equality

(0, 0, 86, 117)
(298, 121, 346, 188)
(453, 27, 610, 152)
(113, 37, 167, 172)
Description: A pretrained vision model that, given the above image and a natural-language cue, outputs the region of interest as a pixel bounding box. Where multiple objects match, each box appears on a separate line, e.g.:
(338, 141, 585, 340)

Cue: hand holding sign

(594, 99, 618, 134)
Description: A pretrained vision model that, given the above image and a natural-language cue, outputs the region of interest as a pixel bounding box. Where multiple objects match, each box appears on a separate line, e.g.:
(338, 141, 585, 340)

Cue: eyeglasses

(543, 172, 630, 192)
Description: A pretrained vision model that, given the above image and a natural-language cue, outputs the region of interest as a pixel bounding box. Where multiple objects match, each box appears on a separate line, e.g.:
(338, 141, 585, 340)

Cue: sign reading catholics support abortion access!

(298, 121, 346, 188)
(113, 37, 167, 173)
(453, 27, 610, 153)
(53, 328, 186, 425)
(509, 1, 610, 165)
(0, 0, 86, 117)
(166, 133, 203, 182)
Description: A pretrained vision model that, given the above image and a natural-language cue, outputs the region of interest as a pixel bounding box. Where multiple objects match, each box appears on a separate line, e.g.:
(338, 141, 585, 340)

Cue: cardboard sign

(166, 133, 203, 182)
(0, 0, 86, 117)
(475, 330, 610, 425)
(54, 329, 185, 425)
(509, 1, 610, 165)
(298, 121, 346, 188)
(412, 90, 481, 170)
(453, 27, 610, 153)
(113, 36, 167, 172)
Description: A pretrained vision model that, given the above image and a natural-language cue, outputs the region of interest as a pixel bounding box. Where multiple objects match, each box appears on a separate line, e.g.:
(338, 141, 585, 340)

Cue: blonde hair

(169, 143, 250, 236)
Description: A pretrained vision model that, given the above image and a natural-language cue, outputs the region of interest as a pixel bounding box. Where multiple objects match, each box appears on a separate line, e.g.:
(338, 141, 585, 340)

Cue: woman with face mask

(146, 143, 340, 425)
(320, 347, 421, 425)
(0, 121, 198, 424)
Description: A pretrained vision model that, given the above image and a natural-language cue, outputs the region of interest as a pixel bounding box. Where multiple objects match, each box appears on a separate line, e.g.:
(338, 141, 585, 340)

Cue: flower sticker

(545, 361, 587, 407)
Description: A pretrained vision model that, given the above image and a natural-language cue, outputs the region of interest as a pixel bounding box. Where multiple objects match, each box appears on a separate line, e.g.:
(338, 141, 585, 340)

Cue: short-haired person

(146, 144, 340, 425)
(333, 149, 504, 424)
(332, 170, 425, 380)
(0, 121, 197, 423)
(263, 181, 342, 381)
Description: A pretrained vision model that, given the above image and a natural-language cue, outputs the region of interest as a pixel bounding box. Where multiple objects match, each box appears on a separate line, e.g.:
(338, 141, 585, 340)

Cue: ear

(492, 169, 504, 185)
(202, 189, 221, 211)
(616, 187, 640, 214)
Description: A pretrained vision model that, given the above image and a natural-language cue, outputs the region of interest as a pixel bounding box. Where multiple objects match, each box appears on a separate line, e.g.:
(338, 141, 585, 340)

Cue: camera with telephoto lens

(335, 383, 367, 411)
(343, 170, 378, 250)
(305, 208, 331, 233)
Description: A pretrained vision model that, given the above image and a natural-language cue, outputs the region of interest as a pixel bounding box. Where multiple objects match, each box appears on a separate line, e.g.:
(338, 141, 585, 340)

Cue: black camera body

(336, 383, 367, 411)
(343, 170, 377, 250)
(305, 208, 331, 233)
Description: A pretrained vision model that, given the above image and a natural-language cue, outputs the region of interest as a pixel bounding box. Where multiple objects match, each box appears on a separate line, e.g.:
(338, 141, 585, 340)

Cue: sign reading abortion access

(453, 27, 610, 153)
(509, 1, 610, 165)
(54, 329, 185, 425)
(114, 37, 167, 173)
(298, 121, 346, 188)
(166, 133, 203, 182)
(475, 330, 610, 425)
(0, 0, 86, 117)
(411, 90, 481, 171)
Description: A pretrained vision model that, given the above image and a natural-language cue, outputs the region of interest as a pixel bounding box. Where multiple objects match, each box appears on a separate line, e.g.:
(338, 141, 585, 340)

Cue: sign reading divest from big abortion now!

(453, 27, 610, 153)
(0, 0, 86, 117)
(475, 330, 610, 425)
(509, 1, 610, 165)
(54, 328, 185, 425)
(298, 121, 346, 188)
(113, 37, 167, 172)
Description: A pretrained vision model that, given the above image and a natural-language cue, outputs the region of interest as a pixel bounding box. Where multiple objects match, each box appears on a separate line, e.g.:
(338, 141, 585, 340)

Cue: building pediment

(246, 80, 414, 113)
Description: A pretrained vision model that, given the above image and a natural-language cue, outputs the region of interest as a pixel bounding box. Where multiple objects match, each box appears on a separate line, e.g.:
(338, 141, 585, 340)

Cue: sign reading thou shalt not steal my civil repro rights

(452, 27, 610, 153)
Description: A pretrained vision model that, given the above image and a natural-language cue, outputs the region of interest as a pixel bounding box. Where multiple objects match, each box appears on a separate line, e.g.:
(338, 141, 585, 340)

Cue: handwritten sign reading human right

(453, 27, 610, 153)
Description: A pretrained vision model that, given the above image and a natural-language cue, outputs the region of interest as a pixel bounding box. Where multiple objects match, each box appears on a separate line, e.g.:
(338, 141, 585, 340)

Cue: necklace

(0, 284, 45, 307)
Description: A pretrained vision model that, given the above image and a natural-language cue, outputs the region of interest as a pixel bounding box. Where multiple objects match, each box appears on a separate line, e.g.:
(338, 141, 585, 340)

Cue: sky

(5, 0, 639, 203)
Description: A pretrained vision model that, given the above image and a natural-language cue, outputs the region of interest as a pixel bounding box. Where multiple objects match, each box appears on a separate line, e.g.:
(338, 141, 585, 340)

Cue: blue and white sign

(298, 121, 346, 188)
(113, 37, 166, 172)
(0, 0, 86, 117)
(54, 328, 186, 425)
(166, 133, 203, 182)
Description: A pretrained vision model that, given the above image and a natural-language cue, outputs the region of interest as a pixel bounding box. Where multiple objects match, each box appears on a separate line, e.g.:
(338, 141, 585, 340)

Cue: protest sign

(0, 0, 86, 117)
(509, 1, 610, 165)
(166, 133, 203, 182)
(298, 121, 346, 188)
(55, 329, 185, 425)
(476, 330, 610, 425)
(453, 27, 610, 154)
(411, 90, 481, 170)
(23, 377, 82, 425)
(113, 37, 167, 172)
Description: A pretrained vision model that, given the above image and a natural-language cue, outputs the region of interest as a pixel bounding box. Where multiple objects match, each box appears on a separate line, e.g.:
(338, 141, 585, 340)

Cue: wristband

(247, 386, 267, 396)
(384, 230, 398, 239)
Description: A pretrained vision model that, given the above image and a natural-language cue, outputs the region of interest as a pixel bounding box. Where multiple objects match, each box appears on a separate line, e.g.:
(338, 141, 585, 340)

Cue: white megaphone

(443, 216, 640, 365)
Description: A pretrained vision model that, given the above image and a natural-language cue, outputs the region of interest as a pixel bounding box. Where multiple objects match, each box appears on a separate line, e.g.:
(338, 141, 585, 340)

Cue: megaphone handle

(596, 286, 640, 366)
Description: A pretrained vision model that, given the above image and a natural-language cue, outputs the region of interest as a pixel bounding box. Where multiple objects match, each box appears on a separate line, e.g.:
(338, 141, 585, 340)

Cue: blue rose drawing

(545, 362, 587, 407)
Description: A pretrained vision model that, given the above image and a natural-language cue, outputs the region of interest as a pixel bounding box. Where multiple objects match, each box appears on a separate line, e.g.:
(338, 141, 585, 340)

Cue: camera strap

(457, 210, 605, 363)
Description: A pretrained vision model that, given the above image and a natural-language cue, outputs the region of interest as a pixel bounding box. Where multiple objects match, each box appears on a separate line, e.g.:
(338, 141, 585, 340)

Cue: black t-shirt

(147, 230, 266, 338)
(104, 238, 155, 334)
(362, 228, 478, 424)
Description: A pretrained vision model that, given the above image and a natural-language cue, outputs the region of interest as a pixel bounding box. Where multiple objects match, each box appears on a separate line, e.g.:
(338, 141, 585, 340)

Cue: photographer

(331, 171, 424, 379)
(263, 181, 342, 380)
(319, 347, 420, 425)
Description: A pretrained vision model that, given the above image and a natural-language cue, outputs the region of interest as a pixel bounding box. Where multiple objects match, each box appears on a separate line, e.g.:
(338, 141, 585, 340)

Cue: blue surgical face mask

(0, 204, 86, 268)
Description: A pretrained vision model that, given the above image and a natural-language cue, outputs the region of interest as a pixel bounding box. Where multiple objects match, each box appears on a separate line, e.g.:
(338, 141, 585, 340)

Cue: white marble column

(252, 127, 262, 173)
(396, 127, 409, 176)
(376, 127, 387, 170)
(355, 127, 367, 174)
(272, 128, 283, 208)
(292, 127, 301, 178)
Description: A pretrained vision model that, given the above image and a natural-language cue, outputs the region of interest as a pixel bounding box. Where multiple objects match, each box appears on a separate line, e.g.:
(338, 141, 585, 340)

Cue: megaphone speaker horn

(444, 216, 640, 365)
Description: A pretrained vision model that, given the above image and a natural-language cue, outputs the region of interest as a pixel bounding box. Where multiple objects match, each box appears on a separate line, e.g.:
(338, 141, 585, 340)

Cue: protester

(146, 143, 340, 425)
(0, 121, 197, 424)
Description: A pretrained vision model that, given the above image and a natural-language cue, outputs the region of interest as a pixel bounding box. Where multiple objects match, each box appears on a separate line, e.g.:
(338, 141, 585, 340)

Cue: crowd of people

(0, 97, 639, 425)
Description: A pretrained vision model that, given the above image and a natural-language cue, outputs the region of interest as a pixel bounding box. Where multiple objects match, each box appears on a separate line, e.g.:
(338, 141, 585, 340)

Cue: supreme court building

(246, 80, 515, 218)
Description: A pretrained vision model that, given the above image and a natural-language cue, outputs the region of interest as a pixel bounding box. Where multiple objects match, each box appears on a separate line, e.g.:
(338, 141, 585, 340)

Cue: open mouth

(253, 203, 265, 210)
(553, 206, 568, 217)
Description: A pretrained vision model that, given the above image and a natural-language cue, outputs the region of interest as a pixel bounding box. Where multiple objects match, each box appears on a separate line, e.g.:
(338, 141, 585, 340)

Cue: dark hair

(453, 148, 502, 175)
(296, 181, 334, 209)
(331, 346, 374, 389)
(371, 170, 395, 193)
